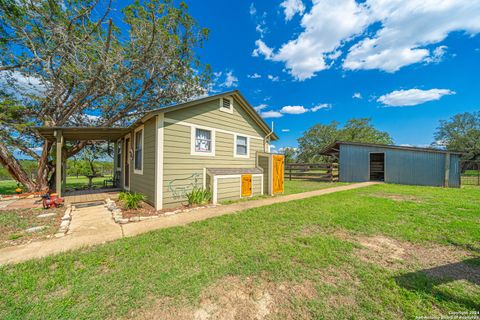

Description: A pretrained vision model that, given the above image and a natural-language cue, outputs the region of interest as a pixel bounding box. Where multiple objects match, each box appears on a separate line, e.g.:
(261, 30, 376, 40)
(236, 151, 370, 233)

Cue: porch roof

(36, 127, 129, 141)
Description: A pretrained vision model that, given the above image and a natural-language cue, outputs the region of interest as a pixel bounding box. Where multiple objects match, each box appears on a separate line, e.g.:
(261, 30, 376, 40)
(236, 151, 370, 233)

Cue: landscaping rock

(37, 212, 57, 218)
(25, 226, 46, 233)
(129, 217, 140, 222)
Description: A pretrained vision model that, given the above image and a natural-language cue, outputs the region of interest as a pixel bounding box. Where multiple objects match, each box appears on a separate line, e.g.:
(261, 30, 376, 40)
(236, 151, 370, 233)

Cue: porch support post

(62, 152, 67, 194)
(55, 130, 63, 196)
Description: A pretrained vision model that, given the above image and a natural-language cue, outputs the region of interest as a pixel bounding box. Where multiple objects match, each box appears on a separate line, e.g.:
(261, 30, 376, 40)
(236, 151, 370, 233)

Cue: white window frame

(234, 134, 250, 158)
(191, 125, 216, 156)
(219, 97, 233, 114)
(133, 125, 144, 175)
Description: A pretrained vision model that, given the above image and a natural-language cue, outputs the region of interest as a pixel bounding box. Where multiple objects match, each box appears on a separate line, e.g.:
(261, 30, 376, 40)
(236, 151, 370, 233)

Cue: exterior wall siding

(127, 117, 157, 205)
(216, 175, 262, 203)
(339, 144, 460, 187)
(162, 99, 267, 208)
(257, 155, 270, 195)
(217, 177, 240, 202)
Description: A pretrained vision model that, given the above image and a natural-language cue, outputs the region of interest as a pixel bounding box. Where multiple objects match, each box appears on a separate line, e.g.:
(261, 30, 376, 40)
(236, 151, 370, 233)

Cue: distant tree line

(282, 112, 480, 164)
(0, 159, 113, 181)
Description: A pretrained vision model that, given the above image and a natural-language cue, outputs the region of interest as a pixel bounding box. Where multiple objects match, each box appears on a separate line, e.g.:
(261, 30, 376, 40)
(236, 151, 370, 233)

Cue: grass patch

(220, 180, 349, 205)
(0, 184, 479, 319)
(0, 208, 63, 248)
(0, 176, 112, 195)
(283, 180, 349, 195)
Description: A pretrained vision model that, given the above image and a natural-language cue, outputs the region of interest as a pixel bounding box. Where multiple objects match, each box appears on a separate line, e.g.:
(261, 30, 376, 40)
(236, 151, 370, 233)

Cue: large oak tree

(0, 0, 210, 191)
(297, 118, 393, 163)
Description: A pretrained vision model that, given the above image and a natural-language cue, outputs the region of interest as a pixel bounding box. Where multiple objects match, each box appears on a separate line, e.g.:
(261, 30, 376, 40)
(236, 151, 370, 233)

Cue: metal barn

(322, 142, 462, 188)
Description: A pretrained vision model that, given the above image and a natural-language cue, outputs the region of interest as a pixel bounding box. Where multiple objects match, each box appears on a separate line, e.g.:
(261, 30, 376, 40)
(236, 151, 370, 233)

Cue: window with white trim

(195, 128, 212, 153)
(134, 128, 143, 173)
(219, 97, 233, 113)
(236, 135, 248, 156)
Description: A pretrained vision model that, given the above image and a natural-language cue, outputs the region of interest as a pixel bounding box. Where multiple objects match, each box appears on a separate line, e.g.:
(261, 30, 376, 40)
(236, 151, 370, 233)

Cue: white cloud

(280, 105, 308, 114)
(344, 1, 480, 72)
(249, 3, 256, 16)
(248, 73, 262, 79)
(425, 46, 448, 64)
(280, 0, 305, 21)
(0, 70, 46, 98)
(224, 71, 238, 88)
(254, 104, 268, 112)
(281, 129, 291, 132)
(377, 88, 455, 107)
(267, 74, 279, 82)
(352, 92, 362, 99)
(252, 39, 274, 59)
(270, 144, 276, 149)
(261, 103, 332, 118)
(260, 110, 283, 118)
(311, 103, 331, 112)
(254, 0, 480, 79)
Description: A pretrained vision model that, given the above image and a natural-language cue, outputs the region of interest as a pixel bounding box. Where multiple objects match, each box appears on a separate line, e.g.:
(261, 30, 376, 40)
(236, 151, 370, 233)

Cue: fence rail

(285, 163, 338, 182)
(461, 161, 480, 186)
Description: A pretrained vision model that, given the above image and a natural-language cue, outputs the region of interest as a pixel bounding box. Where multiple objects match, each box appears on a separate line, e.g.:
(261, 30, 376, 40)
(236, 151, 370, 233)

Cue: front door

(273, 155, 284, 194)
(124, 137, 130, 189)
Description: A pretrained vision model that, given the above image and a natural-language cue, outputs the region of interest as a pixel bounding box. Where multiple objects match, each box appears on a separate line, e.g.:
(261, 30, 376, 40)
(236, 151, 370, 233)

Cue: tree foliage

(0, 0, 210, 191)
(433, 112, 480, 160)
(297, 118, 393, 163)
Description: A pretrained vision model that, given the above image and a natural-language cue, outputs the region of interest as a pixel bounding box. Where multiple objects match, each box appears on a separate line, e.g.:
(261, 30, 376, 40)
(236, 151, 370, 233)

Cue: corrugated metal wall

(339, 144, 460, 187)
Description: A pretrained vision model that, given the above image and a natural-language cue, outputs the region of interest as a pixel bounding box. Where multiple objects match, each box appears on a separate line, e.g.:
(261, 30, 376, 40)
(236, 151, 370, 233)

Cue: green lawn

(0, 184, 479, 319)
(221, 180, 349, 204)
(0, 176, 112, 195)
(283, 179, 348, 195)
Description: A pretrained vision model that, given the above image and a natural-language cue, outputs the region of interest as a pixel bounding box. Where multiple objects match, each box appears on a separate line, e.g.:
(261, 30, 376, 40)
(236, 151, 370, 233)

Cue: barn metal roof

(321, 141, 463, 156)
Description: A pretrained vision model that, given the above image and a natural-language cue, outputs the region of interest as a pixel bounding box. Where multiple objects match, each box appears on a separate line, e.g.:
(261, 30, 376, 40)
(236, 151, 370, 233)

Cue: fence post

(289, 166, 292, 181)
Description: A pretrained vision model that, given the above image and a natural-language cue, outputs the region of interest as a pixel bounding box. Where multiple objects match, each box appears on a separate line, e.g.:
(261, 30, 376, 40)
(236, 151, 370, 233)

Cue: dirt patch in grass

(331, 230, 477, 273)
(364, 192, 425, 203)
(0, 207, 63, 248)
(128, 276, 318, 320)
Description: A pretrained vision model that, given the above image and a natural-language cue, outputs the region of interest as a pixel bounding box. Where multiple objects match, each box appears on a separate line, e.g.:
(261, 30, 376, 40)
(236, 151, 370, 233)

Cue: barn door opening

(369, 153, 385, 181)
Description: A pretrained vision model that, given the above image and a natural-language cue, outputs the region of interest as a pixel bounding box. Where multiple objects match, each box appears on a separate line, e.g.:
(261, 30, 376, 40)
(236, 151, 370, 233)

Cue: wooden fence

(285, 163, 339, 182)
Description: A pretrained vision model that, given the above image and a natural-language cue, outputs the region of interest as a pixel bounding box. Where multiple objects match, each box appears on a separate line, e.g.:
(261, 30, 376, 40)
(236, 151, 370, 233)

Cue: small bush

(186, 187, 212, 206)
(119, 192, 146, 210)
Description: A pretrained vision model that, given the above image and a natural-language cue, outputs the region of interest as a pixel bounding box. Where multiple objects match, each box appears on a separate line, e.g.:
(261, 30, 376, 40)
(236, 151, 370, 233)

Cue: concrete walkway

(0, 182, 378, 265)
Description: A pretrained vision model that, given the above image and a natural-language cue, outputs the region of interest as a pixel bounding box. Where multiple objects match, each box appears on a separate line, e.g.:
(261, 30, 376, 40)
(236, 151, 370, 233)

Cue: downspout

(264, 121, 274, 152)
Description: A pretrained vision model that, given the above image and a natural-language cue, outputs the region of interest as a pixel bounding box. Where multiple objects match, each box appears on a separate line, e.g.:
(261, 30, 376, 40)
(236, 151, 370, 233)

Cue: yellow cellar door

(241, 174, 252, 197)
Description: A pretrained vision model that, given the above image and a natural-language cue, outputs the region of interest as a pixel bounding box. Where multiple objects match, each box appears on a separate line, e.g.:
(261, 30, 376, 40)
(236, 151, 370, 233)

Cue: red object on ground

(42, 193, 65, 209)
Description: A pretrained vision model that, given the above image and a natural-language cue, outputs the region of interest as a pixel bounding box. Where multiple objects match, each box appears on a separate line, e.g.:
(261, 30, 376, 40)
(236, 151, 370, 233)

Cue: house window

(191, 127, 215, 156)
(236, 136, 248, 156)
(219, 97, 233, 113)
(195, 128, 212, 152)
(134, 127, 143, 174)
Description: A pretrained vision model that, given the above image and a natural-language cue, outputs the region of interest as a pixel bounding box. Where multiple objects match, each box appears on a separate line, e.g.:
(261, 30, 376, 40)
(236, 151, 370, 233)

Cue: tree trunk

(0, 142, 36, 191)
(35, 142, 53, 192)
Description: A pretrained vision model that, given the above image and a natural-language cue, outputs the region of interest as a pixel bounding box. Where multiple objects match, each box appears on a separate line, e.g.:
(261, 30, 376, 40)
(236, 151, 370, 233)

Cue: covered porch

(36, 127, 129, 200)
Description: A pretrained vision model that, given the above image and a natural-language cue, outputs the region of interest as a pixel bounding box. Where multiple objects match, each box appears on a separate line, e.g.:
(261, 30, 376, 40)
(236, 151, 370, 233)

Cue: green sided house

(36, 90, 284, 210)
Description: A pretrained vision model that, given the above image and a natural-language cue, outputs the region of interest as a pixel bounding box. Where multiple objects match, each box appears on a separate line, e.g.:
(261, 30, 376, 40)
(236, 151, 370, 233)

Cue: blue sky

(178, 0, 480, 152)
